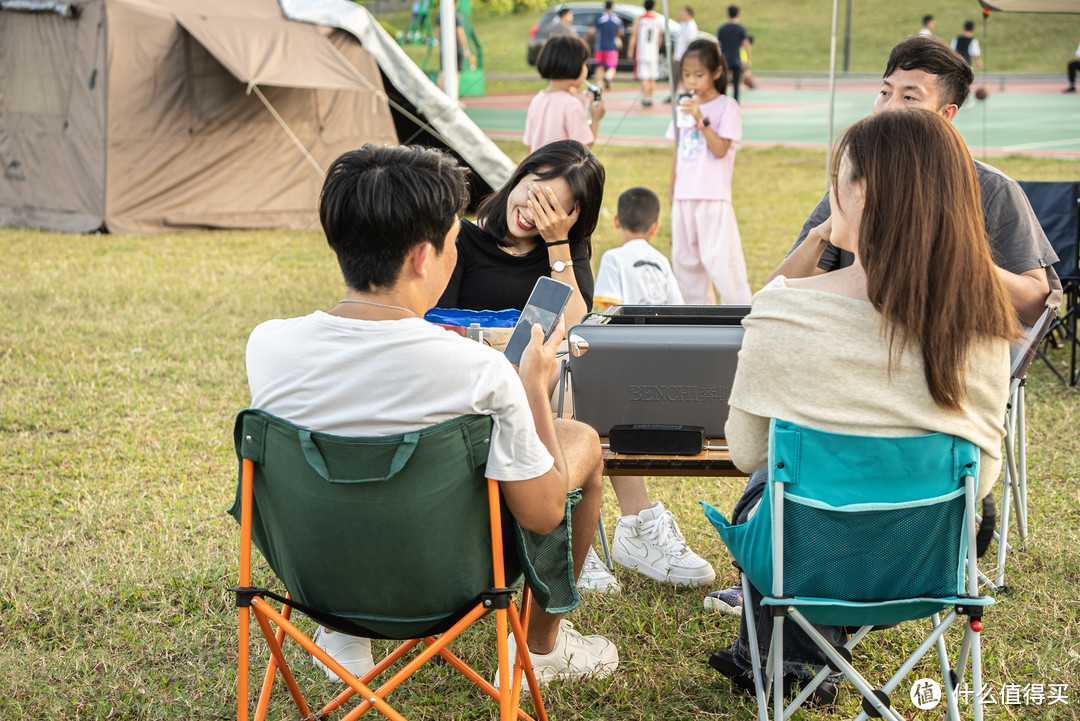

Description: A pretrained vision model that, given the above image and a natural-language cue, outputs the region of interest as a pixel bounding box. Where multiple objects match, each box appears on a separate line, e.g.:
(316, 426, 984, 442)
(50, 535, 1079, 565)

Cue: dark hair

(682, 6, 693, 17)
(644, 0, 654, 10)
(963, 20, 975, 32)
(727, 4, 739, 19)
(922, 14, 934, 25)
(832, 110, 1018, 409)
(320, 144, 469, 291)
(681, 38, 729, 95)
(884, 35, 973, 109)
(557, 7, 572, 18)
(537, 35, 590, 80)
(476, 140, 605, 258)
(604, 0, 613, 8)
(616, 187, 660, 233)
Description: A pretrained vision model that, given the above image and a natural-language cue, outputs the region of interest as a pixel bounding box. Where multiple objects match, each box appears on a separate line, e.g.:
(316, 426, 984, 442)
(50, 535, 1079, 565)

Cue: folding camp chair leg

(250, 602, 315, 721)
(256, 603, 294, 720)
(320, 640, 421, 719)
(1015, 383, 1029, 539)
(971, 627, 985, 721)
(850, 613, 958, 721)
(238, 606, 250, 721)
(787, 611, 905, 721)
(596, 515, 614, 572)
(995, 478, 1013, 590)
(740, 575, 770, 721)
(936, 616, 964, 721)
(790, 626, 870, 719)
(771, 615, 784, 721)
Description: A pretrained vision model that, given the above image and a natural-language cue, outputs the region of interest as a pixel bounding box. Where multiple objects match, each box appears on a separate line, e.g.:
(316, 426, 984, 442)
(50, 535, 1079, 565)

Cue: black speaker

(608, 424, 705, 455)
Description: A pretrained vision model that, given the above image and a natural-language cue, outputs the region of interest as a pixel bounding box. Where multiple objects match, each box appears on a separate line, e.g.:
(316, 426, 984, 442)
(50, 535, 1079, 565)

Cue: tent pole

(249, 84, 325, 177)
(662, 0, 676, 127)
(825, 0, 839, 188)
(440, 0, 459, 100)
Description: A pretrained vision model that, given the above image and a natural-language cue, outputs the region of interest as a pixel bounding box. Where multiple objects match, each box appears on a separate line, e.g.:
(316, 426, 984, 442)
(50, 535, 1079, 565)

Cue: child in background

(577, 187, 715, 595)
(524, 35, 606, 153)
(594, 187, 684, 309)
(667, 38, 751, 305)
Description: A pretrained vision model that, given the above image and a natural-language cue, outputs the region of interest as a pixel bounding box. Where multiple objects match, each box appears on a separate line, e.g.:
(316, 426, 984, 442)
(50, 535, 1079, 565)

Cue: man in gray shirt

(770, 35, 1056, 326)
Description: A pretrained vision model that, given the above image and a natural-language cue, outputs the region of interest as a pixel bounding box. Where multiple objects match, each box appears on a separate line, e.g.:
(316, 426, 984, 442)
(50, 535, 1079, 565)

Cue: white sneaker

(577, 546, 621, 594)
(612, 503, 716, 587)
(504, 619, 618, 685)
(312, 626, 374, 683)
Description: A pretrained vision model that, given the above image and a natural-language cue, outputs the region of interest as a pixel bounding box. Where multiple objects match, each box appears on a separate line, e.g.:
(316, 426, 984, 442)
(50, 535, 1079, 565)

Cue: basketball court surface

(463, 74, 1080, 159)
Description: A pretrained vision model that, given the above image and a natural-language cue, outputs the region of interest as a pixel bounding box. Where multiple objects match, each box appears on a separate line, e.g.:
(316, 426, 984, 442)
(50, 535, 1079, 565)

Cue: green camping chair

(229, 409, 578, 721)
(703, 420, 993, 721)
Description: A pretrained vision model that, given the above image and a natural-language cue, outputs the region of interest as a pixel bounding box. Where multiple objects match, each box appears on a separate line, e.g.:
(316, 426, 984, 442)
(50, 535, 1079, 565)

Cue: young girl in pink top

(666, 39, 751, 305)
(524, 35, 606, 153)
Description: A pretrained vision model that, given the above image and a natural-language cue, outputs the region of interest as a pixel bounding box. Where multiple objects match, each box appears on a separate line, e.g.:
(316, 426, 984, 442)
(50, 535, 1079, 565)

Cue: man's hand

(766, 216, 833, 283)
(517, 316, 566, 397)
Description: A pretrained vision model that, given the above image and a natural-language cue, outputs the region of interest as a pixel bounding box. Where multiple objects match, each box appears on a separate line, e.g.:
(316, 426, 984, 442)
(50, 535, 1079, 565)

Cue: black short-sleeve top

(437, 219, 595, 313)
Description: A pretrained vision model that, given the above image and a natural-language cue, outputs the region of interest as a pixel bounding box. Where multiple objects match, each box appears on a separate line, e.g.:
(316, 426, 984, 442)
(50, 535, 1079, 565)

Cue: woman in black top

(437, 140, 605, 326)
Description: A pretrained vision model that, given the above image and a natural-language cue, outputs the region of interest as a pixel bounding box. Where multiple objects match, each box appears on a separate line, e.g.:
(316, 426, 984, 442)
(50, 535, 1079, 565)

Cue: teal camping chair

(229, 410, 579, 721)
(703, 420, 993, 721)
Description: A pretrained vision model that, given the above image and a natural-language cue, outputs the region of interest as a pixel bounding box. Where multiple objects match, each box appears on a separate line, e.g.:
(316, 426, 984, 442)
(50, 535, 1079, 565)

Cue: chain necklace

(339, 298, 420, 319)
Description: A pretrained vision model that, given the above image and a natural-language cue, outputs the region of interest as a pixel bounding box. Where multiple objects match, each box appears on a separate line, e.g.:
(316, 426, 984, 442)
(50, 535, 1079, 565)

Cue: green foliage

(473, 0, 548, 13)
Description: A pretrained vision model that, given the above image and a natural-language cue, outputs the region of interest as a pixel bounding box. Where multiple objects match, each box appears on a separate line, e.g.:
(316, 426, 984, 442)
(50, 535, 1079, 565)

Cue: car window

(574, 11, 600, 27)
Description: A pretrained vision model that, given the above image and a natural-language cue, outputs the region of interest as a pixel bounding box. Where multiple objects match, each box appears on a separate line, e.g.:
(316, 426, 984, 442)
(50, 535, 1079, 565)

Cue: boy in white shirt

(594, 187, 684, 309)
(579, 187, 714, 594)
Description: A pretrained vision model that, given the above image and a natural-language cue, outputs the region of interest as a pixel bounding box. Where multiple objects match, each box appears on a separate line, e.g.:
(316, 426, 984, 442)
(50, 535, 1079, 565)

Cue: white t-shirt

(593, 238, 684, 307)
(674, 18, 698, 61)
(665, 93, 742, 201)
(246, 312, 554, 482)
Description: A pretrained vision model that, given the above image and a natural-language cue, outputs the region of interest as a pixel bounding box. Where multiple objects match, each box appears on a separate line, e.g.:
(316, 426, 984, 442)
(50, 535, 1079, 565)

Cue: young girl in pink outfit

(524, 35, 606, 154)
(666, 39, 751, 305)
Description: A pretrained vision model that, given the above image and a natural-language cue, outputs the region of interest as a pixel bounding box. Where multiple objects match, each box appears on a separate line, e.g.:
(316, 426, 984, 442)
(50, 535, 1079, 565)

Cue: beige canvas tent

(0, 0, 513, 233)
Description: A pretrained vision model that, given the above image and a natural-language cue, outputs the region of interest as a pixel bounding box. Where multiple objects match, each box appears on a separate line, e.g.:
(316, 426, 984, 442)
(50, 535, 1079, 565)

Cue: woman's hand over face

(528, 184, 579, 243)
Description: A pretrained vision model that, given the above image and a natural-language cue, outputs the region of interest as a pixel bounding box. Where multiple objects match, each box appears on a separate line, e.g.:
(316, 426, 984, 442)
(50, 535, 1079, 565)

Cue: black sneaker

(1064, 86, 1077, 93)
(708, 648, 755, 693)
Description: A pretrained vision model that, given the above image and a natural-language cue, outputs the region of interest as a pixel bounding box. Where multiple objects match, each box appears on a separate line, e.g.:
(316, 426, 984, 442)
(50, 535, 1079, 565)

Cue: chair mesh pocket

(782, 496, 964, 601)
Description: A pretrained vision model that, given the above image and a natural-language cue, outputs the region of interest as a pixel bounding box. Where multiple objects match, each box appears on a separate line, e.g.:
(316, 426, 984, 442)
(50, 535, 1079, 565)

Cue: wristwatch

(551, 259, 573, 273)
(701, 116, 711, 128)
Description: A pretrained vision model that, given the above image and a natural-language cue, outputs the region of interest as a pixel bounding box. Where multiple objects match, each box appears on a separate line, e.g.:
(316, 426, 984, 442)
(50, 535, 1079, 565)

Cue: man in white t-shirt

(246, 144, 618, 685)
(671, 6, 698, 95)
(628, 0, 663, 107)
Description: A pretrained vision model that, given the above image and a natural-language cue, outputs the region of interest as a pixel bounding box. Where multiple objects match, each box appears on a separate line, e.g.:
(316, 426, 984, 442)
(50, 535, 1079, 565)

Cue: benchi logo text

(628, 385, 729, 402)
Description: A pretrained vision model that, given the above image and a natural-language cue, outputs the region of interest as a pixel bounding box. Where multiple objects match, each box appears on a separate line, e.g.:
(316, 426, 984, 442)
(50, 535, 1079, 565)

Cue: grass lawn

(2, 142, 1079, 719)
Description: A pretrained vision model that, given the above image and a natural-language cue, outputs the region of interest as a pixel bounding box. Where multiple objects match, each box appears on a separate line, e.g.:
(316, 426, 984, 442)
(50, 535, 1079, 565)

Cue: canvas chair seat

(230, 409, 576, 721)
(703, 420, 993, 721)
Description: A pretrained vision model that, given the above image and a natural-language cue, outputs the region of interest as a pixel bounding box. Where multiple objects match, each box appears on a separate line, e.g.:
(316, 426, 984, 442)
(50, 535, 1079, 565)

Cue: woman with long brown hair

(710, 109, 1018, 703)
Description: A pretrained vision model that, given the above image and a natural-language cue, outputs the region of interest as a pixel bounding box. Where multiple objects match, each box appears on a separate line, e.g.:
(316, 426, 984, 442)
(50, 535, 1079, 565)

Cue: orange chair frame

(235, 456, 549, 721)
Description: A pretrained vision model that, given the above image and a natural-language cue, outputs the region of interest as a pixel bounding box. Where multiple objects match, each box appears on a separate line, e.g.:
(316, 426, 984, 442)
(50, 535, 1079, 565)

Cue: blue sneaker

(703, 586, 743, 616)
